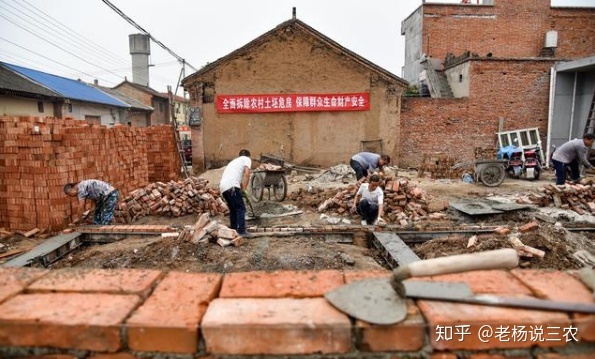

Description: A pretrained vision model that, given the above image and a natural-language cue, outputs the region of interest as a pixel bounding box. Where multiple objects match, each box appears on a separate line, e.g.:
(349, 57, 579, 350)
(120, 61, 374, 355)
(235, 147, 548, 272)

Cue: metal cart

(453, 159, 507, 187)
(250, 154, 288, 202)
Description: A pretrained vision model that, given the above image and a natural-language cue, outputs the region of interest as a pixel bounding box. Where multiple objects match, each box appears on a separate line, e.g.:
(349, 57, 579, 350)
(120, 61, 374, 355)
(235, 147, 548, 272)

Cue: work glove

(241, 190, 249, 199)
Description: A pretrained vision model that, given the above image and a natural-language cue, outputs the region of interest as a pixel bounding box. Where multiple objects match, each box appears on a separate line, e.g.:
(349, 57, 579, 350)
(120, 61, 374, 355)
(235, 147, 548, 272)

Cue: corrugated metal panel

(0, 64, 61, 98)
(3, 62, 130, 108)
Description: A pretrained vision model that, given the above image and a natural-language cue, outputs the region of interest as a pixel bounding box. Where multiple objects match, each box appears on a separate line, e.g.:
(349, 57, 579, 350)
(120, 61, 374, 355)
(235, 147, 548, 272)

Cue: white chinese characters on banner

(217, 93, 370, 113)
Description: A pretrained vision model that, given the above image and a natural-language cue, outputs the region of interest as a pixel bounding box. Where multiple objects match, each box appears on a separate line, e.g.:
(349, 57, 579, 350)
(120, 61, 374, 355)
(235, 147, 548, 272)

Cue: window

(202, 82, 215, 103)
(459, 74, 463, 83)
(68, 103, 72, 113)
(37, 101, 44, 113)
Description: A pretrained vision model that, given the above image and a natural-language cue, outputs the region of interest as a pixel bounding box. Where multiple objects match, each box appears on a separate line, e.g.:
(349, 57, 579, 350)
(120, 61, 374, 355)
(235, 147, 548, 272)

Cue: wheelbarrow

(453, 159, 507, 187)
(250, 169, 288, 202)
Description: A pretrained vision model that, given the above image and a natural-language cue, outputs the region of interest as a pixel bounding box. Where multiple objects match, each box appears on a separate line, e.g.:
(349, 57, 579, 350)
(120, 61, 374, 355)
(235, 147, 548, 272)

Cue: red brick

(126, 272, 221, 353)
(518, 221, 539, 233)
(511, 270, 595, 341)
(0, 268, 49, 304)
(201, 298, 351, 354)
(430, 354, 457, 359)
(430, 270, 533, 296)
(0, 293, 139, 351)
(356, 300, 425, 352)
(28, 268, 161, 297)
(219, 270, 344, 298)
(494, 227, 511, 235)
(537, 354, 595, 359)
(90, 353, 139, 359)
(510, 269, 593, 303)
(344, 270, 391, 283)
(418, 300, 571, 350)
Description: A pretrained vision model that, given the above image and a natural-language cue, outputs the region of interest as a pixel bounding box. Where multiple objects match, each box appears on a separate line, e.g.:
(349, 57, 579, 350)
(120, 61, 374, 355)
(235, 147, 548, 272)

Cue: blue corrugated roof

(3, 62, 129, 108)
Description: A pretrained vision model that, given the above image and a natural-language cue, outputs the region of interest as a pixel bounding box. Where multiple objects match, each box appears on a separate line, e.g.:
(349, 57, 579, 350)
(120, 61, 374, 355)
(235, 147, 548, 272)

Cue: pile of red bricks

(114, 177, 228, 223)
(417, 153, 465, 179)
(0, 267, 592, 358)
(527, 182, 595, 215)
(317, 179, 448, 225)
(0, 117, 180, 232)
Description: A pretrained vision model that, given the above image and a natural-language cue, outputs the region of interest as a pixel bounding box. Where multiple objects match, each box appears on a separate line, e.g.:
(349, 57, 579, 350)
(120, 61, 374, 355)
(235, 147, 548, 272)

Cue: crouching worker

(352, 174, 385, 225)
(64, 179, 119, 225)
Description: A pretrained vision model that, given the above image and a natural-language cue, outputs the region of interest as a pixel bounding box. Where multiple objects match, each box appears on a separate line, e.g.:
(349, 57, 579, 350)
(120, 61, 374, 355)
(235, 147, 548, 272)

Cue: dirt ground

(4, 166, 595, 272)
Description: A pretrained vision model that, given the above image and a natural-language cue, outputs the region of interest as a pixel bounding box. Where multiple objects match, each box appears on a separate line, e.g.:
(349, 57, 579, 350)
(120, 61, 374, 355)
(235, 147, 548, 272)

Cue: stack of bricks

(474, 146, 498, 159)
(417, 153, 463, 179)
(145, 125, 181, 183)
(114, 177, 228, 223)
(0, 267, 593, 357)
(0, 116, 180, 232)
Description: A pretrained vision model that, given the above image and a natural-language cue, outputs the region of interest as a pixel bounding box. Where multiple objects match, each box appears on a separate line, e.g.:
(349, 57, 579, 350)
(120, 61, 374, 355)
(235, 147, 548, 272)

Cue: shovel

(242, 191, 259, 219)
(325, 248, 519, 325)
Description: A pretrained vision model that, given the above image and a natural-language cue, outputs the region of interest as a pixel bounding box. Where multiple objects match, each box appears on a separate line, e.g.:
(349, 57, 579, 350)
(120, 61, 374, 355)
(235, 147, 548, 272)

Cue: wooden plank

(372, 232, 421, 268)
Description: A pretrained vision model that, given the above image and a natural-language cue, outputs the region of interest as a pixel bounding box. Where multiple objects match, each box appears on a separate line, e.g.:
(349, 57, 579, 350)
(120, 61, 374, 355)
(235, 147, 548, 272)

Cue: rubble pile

(178, 212, 243, 247)
(309, 164, 356, 184)
(526, 182, 595, 215)
(114, 177, 228, 223)
(314, 179, 448, 225)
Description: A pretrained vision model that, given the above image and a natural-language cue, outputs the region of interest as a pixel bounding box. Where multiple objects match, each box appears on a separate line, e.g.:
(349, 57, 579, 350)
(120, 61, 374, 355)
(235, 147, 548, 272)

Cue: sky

(0, 0, 593, 94)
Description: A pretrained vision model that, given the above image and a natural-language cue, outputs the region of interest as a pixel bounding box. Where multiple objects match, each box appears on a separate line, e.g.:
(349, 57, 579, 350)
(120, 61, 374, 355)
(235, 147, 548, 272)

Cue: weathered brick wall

(0, 117, 179, 231)
(422, 0, 595, 60)
(399, 59, 552, 168)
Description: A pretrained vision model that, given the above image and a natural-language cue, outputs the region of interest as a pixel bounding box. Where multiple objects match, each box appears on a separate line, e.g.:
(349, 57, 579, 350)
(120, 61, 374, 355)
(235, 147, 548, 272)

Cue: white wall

(445, 62, 471, 98)
(0, 95, 54, 116)
(59, 101, 125, 125)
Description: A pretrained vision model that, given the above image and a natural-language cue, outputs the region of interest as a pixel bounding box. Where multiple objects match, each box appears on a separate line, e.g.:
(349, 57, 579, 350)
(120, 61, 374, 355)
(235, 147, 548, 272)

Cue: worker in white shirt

(219, 149, 252, 237)
(352, 174, 384, 225)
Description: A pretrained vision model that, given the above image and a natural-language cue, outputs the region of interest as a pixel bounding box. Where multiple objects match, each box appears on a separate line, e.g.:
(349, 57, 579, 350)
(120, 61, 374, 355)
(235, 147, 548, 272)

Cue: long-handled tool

(326, 249, 595, 325)
(325, 248, 519, 325)
(242, 190, 259, 219)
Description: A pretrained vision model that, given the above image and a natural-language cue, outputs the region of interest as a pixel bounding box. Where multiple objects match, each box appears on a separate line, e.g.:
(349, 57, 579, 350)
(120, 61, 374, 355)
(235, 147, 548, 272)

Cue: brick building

(181, 17, 408, 172)
(399, 0, 595, 168)
(113, 80, 170, 126)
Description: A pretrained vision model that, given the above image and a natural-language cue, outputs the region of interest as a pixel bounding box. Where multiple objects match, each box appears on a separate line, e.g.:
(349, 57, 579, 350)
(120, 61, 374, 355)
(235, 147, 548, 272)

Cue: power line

(100, 0, 198, 72)
(10, 0, 131, 68)
(0, 12, 126, 81)
(0, 36, 118, 85)
(0, 0, 130, 70)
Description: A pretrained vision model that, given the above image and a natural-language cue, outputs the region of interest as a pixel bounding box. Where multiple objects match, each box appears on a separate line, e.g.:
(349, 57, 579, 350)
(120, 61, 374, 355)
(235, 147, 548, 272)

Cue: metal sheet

(325, 279, 473, 325)
(373, 232, 420, 267)
(490, 203, 534, 212)
(3, 232, 82, 267)
(325, 278, 407, 325)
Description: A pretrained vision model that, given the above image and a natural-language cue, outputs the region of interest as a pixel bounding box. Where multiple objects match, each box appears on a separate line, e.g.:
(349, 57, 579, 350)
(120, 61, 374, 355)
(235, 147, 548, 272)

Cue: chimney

(94, 79, 98, 86)
(129, 33, 150, 86)
(292, 7, 296, 20)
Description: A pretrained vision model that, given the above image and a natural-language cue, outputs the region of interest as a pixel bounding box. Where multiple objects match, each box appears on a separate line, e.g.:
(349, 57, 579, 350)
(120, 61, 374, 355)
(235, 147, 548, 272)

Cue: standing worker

(352, 174, 385, 225)
(350, 152, 391, 181)
(219, 149, 252, 237)
(551, 133, 595, 185)
(64, 179, 119, 225)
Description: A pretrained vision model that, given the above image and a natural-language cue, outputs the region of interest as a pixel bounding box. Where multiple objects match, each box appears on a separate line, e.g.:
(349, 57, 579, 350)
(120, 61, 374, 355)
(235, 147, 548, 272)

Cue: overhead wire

(0, 36, 118, 85)
(8, 0, 131, 68)
(0, 0, 129, 72)
(0, 12, 126, 81)
(100, 0, 198, 72)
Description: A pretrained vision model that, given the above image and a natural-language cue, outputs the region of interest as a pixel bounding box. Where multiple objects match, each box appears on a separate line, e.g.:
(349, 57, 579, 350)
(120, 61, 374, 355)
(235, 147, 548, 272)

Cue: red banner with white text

(216, 93, 370, 113)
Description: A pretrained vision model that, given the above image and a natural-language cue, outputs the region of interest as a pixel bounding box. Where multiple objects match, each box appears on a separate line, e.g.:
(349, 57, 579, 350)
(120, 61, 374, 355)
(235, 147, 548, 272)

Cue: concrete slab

(2, 232, 82, 268)
(450, 202, 504, 215)
(372, 232, 420, 268)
